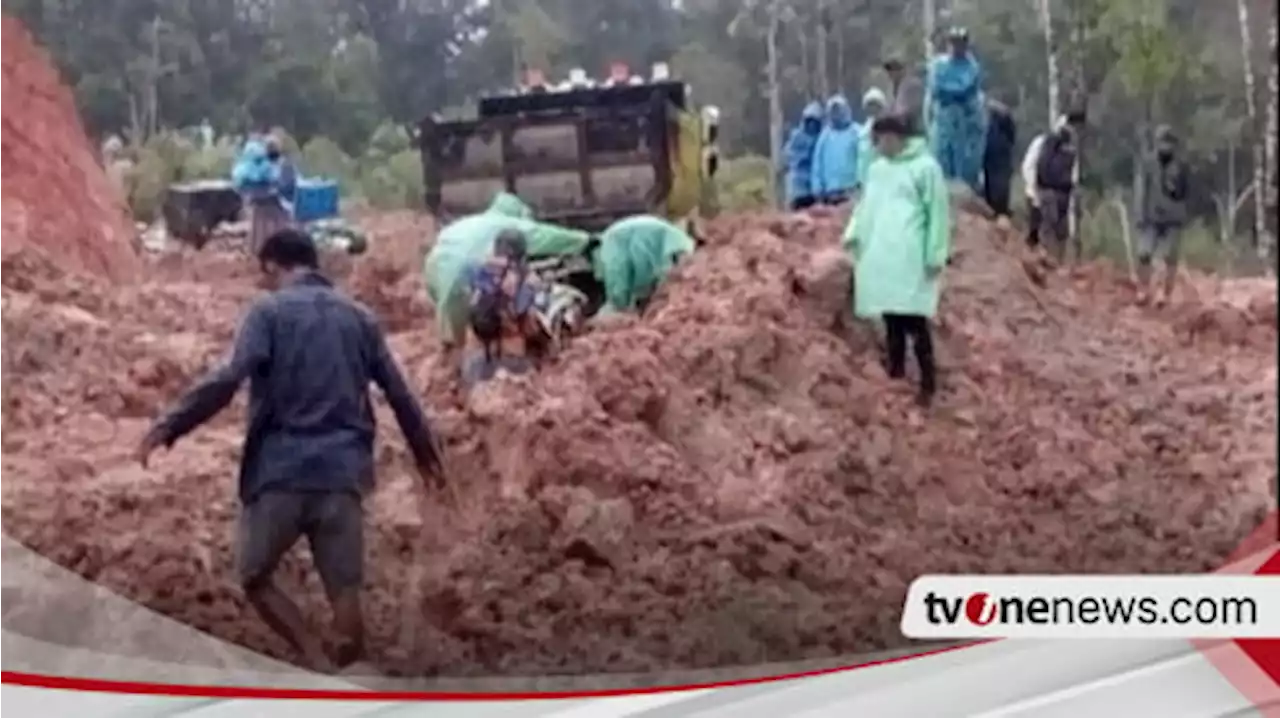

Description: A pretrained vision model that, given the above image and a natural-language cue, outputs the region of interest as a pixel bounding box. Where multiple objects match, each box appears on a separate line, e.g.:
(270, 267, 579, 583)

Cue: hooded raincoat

(842, 137, 951, 319)
(811, 95, 860, 201)
(423, 193, 590, 345)
(593, 215, 696, 313)
(783, 102, 824, 207)
(928, 52, 986, 191)
(856, 88, 890, 188)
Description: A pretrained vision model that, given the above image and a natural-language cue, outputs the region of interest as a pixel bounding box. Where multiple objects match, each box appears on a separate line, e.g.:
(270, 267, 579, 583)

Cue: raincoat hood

(801, 101, 824, 133)
(239, 139, 268, 163)
(861, 88, 889, 112)
(887, 137, 930, 162)
(486, 192, 534, 219)
(826, 95, 853, 129)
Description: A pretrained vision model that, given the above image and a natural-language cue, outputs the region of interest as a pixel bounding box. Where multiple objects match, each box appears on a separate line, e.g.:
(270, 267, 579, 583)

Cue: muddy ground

(2, 205, 1275, 678)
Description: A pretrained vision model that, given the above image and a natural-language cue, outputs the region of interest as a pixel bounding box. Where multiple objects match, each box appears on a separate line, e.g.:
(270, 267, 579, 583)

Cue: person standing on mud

(1033, 124, 1079, 265)
(233, 135, 297, 253)
(842, 115, 950, 407)
(135, 228, 446, 672)
(981, 96, 1017, 222)
(1135, 125, 1190, 307)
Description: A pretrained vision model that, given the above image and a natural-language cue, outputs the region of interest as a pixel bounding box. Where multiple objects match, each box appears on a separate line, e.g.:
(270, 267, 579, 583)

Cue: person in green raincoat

(842, 114, 951, 406)
(423, 192, 590, 352)
(593, 215, 696, 314)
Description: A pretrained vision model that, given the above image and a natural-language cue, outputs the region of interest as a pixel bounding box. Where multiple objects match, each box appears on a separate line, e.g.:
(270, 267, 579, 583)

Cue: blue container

(293, 178, 340, 223)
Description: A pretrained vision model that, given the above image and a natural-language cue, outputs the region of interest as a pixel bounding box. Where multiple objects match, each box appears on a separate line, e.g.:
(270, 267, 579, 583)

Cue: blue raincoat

(811, 95, 860, 200)
(783, 102, 824, 206)
(928, 52, 987, 191)
(232, 140, 296, 203)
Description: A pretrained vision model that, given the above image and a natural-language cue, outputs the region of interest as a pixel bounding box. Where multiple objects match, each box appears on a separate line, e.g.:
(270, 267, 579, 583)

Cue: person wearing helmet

(928, 27, 987, 191)
(1136, 125, 1190, 307)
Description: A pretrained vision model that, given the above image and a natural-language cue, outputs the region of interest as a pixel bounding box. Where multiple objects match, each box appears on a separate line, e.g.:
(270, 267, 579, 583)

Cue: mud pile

(1, 18, 138, 281)
(1, 206, 1275, 679)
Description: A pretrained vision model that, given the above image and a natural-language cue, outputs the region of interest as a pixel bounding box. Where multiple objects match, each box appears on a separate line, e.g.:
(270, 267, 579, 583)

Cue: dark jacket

(1036, 135, 1077, 194)
(149, 271, 440, 502)
(1139, 153, 1189, 227)
(984, 104, 1017, 169)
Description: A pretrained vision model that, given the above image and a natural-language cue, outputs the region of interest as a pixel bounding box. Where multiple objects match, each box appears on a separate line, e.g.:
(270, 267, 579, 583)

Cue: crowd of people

(130, 32, 1196, 671)
(783, 26, 1194, 405)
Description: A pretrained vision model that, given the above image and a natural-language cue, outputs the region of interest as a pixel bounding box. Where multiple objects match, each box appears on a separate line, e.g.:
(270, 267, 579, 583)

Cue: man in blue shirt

(136, 228, 444, 671)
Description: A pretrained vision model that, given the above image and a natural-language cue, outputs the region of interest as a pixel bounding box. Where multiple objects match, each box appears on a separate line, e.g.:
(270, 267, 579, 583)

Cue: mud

(3, 198, 1275, 677)
(2, 21, 1274, 679)
(1, 17, 138, 282)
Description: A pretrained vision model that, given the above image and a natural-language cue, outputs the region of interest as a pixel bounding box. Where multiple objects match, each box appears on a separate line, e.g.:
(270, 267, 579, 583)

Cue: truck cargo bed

(420, 86, 680, 231)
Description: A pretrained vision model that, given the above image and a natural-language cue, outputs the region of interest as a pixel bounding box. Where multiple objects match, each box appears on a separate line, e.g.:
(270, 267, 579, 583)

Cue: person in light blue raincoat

(810, 95, 860, 205)
(232, 136, 297, 252)
(783, 102, 824, 210)
(928, 27, 987, 191)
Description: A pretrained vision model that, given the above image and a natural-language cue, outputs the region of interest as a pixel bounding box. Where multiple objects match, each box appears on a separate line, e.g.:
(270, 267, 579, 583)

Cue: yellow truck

(417, 77, 720, 231)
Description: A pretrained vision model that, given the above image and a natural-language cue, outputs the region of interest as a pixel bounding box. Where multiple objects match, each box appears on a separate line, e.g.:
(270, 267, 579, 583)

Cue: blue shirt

(149, 271, 440, 502)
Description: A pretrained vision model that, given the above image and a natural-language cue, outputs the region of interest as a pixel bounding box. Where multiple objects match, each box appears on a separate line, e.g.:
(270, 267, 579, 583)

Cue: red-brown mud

(1, 17, 138, 282)
(3, 204, 1275, 677)
(1, 19, 1275, 681)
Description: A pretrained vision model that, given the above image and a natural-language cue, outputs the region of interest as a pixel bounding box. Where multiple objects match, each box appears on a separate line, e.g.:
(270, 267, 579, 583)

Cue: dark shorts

(236, 490, 363, 597)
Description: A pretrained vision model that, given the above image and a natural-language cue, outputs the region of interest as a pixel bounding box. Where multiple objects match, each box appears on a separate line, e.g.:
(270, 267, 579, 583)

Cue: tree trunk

(767, 1, 783, 208)
(815, 2, 829, 99)
(1038, 0, 1060, 126)
(1265, 16, 1278, 256)
(921, 0, 936, 128)
(1237, 0, 1267, 257)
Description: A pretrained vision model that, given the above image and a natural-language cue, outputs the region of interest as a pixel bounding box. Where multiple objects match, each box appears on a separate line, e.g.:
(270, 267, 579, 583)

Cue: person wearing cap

(1135, 125, 1190, 307)
(1021, 112, 1084, 249)
(883, 57, 926, 136)
(982, 96, 1018, 220)
(928, 27, 987, 191)
(784, 101, 824, 210)
(842, 114, 951, 407)
(811, 94, 861, 205)
(135, 227, 445, 672)
(855, 88, 891, 189)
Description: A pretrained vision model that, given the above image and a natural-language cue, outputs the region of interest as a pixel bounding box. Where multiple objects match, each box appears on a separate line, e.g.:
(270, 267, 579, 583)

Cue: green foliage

(359, 149, 425, 210)
(715, 154, 775, 210)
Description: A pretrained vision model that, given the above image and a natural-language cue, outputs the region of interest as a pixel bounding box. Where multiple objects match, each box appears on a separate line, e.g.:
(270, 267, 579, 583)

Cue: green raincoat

(841, 137, 950, 319)
(593, 215, 696, 313)
(423, 193, 591, 344)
